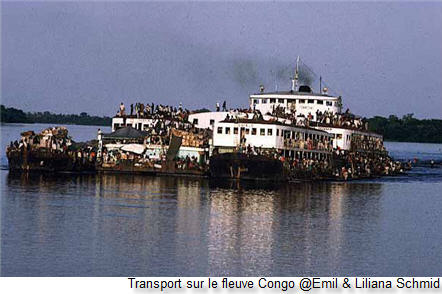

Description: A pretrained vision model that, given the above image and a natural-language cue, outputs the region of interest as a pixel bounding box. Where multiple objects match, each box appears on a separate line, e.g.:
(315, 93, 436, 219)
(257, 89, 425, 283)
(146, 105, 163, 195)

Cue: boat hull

(209, 153, 287, 181)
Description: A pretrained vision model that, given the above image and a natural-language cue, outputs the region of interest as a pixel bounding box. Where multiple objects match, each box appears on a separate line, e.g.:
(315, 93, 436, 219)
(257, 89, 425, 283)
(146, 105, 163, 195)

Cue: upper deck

(249, 88, 342, 121)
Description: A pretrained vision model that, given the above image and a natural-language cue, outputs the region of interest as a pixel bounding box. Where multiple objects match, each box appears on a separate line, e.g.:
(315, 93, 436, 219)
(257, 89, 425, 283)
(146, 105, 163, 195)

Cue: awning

(121, 144, 146, 155)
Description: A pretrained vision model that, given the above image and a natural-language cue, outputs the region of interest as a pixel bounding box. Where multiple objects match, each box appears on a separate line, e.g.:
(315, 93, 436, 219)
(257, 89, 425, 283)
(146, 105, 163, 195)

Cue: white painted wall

(187, 111, 230, 130)
(213, 121, 332, 150)
(249, 94, 341, 121)
(112, 117, 154, 131)
(312, 126, 382, 150)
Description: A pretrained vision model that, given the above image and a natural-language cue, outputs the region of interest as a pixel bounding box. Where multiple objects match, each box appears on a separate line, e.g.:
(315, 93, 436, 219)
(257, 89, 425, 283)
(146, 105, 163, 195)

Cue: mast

(291, 56, 300, 92)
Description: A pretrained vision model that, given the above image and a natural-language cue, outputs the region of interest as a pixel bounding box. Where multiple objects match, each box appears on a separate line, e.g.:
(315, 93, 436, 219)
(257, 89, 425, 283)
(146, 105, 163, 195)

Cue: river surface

(1, 123, 441, 276)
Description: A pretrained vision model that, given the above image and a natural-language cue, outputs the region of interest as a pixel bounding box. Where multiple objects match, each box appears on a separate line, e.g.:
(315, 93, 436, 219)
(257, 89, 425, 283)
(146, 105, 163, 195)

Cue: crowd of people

(350, 134, 385, 152)
(333, 150, 404, 180)
(115, 102, 212, 148)
(97, 102, 213, 172)
(8, 127, 73, 153)
(225, 139, 404, 180)
(117, 102, 190, 121)
(267, 106, 369, 131)
(283, 136, 332, 151)
(101, 147, 207, 172)
(315, 109, 368, 131)
(6, 127, 98, 170)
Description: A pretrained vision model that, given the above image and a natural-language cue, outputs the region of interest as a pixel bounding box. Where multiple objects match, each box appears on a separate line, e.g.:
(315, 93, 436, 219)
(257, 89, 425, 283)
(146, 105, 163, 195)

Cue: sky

(2, 1, 441, 118)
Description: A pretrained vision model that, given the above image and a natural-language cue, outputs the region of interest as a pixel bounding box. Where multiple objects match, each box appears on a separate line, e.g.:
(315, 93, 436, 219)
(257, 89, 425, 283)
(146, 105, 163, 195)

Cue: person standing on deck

(216, 102, 220, 112)
(119, 102, 125, 116)
(222, 101, 227, 111)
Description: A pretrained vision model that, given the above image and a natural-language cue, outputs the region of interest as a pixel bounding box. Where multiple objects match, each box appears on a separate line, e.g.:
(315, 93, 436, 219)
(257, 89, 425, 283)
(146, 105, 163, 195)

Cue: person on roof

(119, 103, 125, 116)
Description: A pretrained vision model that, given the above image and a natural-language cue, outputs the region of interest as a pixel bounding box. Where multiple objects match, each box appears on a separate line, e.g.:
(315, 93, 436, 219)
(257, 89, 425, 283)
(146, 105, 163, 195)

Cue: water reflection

(206, 181, 383, 276)
(4, 172, 385, 276)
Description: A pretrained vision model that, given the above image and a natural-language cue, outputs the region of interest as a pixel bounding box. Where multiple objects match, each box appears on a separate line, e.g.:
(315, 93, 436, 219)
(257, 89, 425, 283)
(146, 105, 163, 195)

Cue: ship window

(225, 127, 231, 134)
(317, 100, 323, 105)
(217, 127, 222, 134)
(326, 101, 332, 106)
(336, 134, 342, 139)
(234, 127, 238, 134)
(193, 118, 198, 125)
(308, 100, 314, 104)
(284, 130, 290, 138)
(210, 119, 215, 125)
(245, 128, 250, 135)
(267, 128, 272, 136)
(270, 98, 276, 103)
(262, 99, 268, 104)
(260, 128, 265, 136)
(276, 129, 279, 136)
(299, 99, 305, 104)
(278, 99, 285, 103)
(254, 99, 260, 104)
(252, 128, 257, 135)
(334, 102, 339, 106)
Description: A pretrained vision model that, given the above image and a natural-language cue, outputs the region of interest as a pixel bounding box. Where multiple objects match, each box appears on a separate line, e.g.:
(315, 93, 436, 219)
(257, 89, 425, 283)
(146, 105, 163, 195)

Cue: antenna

(295, 56, 300, 91)
(319, 76, 322, 94)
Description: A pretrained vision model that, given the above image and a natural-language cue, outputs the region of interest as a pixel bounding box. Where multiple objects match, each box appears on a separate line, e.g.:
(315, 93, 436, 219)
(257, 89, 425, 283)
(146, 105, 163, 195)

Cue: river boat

(6, 58, 403, 180)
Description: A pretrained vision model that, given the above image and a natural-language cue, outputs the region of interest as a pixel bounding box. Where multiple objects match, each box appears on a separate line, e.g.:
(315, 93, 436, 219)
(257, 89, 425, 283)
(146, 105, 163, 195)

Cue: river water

(1, 123, 441, 276)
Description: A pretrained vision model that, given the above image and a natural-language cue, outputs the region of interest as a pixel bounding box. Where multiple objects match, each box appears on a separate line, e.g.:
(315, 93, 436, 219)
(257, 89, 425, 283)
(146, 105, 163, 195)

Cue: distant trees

(367, 114, 442, 143)
(0, 105, 31, 123)
(1, 105, 111, 126)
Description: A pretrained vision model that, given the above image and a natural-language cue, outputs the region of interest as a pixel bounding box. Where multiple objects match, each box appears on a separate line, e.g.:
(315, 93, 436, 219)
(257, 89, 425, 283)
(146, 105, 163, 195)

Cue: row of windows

(217, 126, 328, 140)
(253, 98, 335, 106)
(217, 127, 273, 136)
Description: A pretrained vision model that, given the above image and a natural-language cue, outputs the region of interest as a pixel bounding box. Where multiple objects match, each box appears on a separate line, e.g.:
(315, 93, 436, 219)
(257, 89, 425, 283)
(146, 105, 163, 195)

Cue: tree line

(367, 114, 442, 143)
(1, 105, 441, 143)
(1, 105, 111, 126)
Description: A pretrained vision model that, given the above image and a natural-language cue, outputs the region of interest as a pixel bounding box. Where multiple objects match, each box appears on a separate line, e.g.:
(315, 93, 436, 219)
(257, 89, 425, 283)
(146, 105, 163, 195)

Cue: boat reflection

(6, 172, 383, 276)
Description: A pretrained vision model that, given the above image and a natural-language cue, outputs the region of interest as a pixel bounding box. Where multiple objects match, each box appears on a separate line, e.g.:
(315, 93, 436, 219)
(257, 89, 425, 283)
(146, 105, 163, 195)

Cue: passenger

(119, 102, 125, 116)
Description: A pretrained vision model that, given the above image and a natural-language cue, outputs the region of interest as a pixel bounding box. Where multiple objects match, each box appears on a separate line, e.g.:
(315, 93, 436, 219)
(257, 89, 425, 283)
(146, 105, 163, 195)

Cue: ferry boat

(187, 58, 387, 180)
(7, 57, 399, 180)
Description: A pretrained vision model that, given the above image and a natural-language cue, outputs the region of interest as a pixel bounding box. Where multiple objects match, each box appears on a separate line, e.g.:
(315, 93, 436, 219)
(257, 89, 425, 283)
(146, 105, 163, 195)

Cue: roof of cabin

(250, 90, 337, 98)
(103, 126, 148, 139)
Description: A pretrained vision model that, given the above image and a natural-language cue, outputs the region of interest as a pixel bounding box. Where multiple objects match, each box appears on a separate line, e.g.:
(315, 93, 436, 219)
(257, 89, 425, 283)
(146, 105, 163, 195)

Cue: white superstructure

(213, 118, 333, 159)
(249, 88, 341, 121)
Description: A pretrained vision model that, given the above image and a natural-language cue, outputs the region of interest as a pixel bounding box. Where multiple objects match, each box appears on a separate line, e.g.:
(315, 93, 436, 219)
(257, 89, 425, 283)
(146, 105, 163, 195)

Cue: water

(1, 124, 441, 276)
(384, 141, 442, 163)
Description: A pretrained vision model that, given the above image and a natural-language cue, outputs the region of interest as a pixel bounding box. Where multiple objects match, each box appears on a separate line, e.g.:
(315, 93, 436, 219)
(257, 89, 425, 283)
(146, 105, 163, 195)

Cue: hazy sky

(2, 1, 441, 118)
